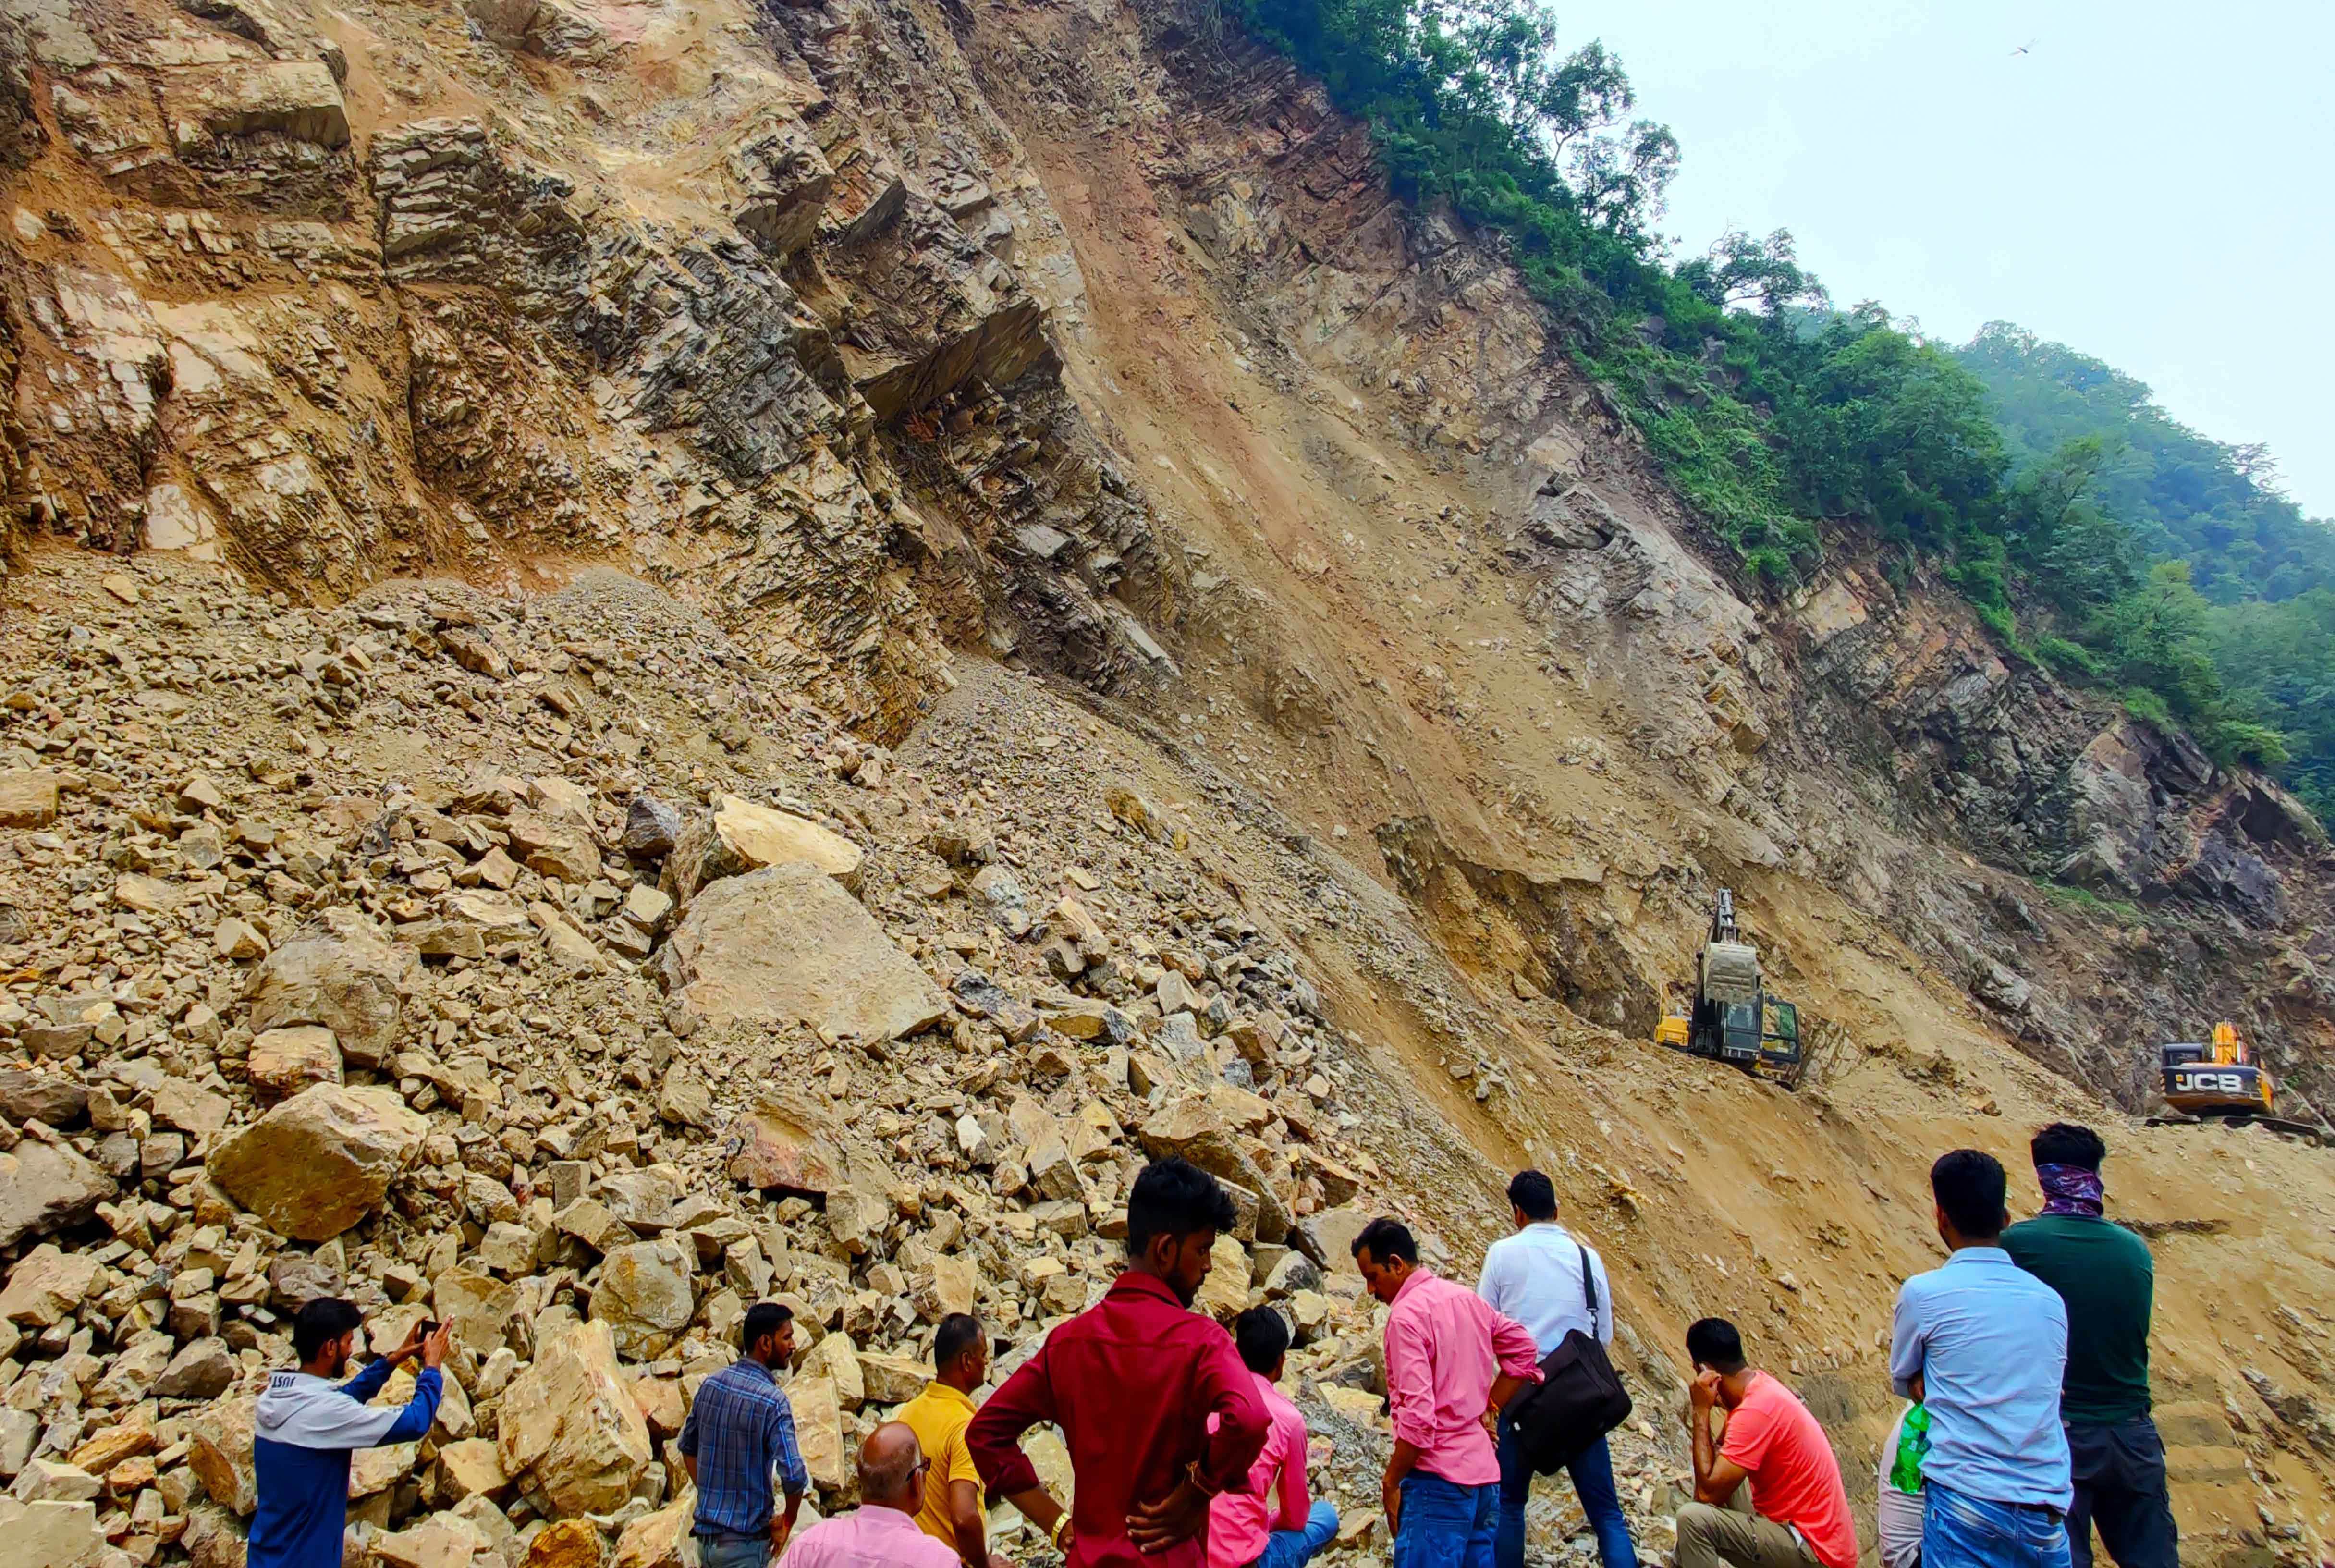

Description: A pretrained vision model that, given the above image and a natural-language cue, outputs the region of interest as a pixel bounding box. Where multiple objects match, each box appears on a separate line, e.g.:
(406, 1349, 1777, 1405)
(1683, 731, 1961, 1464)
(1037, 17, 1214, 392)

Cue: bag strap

(1578, 1239, 1603, 1341)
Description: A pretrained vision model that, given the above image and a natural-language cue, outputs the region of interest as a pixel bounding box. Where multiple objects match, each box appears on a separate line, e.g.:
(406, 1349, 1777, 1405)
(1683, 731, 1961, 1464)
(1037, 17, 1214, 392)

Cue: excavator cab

(2161, 1022, 2274, 1119)
(1760, 998, 1802, 1081)
(1661, 890, 1805, 1087)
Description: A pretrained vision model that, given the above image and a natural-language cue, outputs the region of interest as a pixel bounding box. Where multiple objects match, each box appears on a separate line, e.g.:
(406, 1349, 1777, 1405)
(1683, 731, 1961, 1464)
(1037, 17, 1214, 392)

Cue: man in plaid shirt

(680, 1301, 811, 1567)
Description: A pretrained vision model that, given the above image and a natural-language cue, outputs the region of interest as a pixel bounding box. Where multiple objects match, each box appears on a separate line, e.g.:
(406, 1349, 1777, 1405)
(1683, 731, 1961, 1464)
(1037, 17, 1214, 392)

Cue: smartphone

(416, 1320, 440, 1338)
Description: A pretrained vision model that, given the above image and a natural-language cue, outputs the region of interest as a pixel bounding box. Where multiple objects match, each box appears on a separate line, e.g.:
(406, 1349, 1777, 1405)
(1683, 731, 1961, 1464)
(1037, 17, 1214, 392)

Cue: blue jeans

(1497, 1421, 1639, 1568)
(1395, 1472, 1496, 1568)
(694, 1535, 770, 1568)
(1924, 1480, 2072, 1568)
(1254, 1500, 1341, 1568)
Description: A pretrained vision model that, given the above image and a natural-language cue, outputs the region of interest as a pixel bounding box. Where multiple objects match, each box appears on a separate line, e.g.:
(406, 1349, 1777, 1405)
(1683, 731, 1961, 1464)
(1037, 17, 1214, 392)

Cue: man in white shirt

(1478, 1170, 1639, 1568)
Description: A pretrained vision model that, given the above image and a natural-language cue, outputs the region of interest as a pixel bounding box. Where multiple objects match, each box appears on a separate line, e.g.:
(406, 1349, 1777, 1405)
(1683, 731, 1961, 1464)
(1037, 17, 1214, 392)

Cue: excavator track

(2144, 1113, 2328, 1142)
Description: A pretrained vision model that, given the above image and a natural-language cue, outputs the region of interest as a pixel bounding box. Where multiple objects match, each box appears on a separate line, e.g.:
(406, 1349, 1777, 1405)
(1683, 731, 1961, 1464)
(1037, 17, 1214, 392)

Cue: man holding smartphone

(250, 1299, 453, 1568)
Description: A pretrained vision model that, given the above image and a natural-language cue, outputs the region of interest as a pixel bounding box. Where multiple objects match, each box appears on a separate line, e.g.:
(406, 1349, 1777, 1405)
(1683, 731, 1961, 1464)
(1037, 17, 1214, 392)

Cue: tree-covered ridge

(1219, 0, 2333, 819)
(1956, 325, 2335, 817)
(1958, 324, 2335, 606)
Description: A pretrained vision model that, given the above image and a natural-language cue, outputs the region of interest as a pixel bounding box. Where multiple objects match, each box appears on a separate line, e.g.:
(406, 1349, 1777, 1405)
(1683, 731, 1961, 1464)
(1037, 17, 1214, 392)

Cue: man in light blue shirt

(1478, 1170, 1638, 1568)
(1891, 1148, 2073, 1568)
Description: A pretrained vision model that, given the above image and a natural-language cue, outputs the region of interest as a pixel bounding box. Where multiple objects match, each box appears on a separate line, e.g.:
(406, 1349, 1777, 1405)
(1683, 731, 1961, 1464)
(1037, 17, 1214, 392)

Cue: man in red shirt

(969, 1157, 1272, 1567)
(1679, 1318, 1858, 1568)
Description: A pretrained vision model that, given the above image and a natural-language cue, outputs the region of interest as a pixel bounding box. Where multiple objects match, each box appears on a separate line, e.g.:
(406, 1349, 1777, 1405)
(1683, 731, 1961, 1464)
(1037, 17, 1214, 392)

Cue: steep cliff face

(6, 0, 2321, 1097)
(0, 0, 1194, 743)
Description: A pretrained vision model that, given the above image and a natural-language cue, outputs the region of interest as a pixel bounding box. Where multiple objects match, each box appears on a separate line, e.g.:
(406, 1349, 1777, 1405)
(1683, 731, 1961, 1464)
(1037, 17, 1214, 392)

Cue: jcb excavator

(1653, 890, 1804, 1087)
(2161, 1022, 2272, 1118)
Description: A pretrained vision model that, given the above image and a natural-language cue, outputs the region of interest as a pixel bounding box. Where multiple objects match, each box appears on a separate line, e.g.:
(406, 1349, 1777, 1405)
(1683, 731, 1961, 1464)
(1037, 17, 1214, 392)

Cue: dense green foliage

(1959, 326, 2335, 604)
(1218, 0, 2335, 818)
(1959, 328, 2335, 813)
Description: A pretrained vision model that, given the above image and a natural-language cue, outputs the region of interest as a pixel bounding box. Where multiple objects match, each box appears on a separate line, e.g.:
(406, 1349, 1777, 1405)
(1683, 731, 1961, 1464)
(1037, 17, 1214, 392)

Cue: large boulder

(505, 808, 603, 885)
(434, 1268, 523, 1357)
(788, 1373, 845, 1491)
(246, 1026, 342, 1098)
(0, 1142, 115, 1249)
(0, 770, 59, 828)
(188, 1396, 259, 1514)
(1291, 1207, 1371, 1274)
(664, 795, 864, 903)
(1137, 1091, 1290, 1244)
(0, 1244, 100, 1326)
(521, 1518, 603, 1568)
(207, 1085, 428, 1241)
(658, 863, 946, 1041)
(153, 1337, 237, 1400)
(0, 1069, 87, 1127)
(245, 925, 414, 1068)
(587, 1237, 695, 1358)
(720, 1099, 847, 1196)
(0, 1496, 108, 1568)
(611, 1492, 694, 1568)
(496, 1320, 653, 1516)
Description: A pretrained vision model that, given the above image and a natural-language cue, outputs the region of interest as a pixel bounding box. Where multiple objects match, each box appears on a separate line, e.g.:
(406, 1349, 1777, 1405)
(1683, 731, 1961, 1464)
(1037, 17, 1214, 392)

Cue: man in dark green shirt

(2002, 1123, 2177, 1568)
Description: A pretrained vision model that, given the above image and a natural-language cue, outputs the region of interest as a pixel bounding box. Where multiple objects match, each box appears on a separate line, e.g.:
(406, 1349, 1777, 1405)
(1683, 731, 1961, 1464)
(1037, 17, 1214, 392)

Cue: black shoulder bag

(1501, 1242, 1633, 1475)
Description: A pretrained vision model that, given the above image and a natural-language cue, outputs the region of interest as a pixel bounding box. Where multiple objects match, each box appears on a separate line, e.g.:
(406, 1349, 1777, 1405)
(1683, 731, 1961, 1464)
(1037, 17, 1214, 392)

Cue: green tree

(2004, 436, 2139, 614)
(1676, 228, 1830, 318)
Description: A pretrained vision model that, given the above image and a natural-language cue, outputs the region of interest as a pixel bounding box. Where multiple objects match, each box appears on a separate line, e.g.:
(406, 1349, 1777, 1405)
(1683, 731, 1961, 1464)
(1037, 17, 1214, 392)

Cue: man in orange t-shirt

(1677, 1318, 1857, 1568)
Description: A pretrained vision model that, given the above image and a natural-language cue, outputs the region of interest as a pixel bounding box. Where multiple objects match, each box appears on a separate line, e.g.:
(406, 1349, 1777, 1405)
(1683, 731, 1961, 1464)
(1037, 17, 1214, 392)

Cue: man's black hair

(934, 1313, 983, 1371)
(1125, 1157, 1238, 1253)
(1351, 1216, 1418, 1266)
(294, 1297, 364, 1363)
(2031, 1122, 2106, 1173)
(742, 1300, 795, 1355)
(1234, 1306, 1292, 1377)
(1685, 1317, 1747, 1374)
(1932, 1148, 2008, 1240)
(1506, 1169, 1558, 1222)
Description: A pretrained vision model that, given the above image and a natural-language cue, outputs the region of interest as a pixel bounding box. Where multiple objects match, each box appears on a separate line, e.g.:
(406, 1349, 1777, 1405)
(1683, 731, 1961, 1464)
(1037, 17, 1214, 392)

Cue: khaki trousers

(1675, 1502, 1822, 1568)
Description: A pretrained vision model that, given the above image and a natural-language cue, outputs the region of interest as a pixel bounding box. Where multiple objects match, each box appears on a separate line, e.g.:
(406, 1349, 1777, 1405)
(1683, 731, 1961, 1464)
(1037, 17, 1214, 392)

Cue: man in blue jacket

(249, 1299, 452, 1568)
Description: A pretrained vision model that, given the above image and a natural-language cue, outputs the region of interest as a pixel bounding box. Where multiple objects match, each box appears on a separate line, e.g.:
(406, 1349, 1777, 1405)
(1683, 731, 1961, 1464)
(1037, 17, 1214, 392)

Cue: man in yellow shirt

(897, 1313, 1007, 1568)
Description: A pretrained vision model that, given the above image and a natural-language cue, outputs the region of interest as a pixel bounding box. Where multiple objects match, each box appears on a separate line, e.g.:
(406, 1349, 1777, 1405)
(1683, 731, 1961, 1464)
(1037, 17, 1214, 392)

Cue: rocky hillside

(0, 2, 2331, 1568)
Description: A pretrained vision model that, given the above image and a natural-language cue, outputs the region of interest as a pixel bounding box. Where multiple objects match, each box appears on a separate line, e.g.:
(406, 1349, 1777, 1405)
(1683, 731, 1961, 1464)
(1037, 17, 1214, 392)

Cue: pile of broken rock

(0, 569, 1406, 1568)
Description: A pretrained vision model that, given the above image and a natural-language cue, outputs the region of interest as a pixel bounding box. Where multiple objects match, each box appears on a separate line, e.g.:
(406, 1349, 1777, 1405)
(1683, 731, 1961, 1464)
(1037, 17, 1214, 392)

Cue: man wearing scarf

(2002, 1125, 2177, 1568)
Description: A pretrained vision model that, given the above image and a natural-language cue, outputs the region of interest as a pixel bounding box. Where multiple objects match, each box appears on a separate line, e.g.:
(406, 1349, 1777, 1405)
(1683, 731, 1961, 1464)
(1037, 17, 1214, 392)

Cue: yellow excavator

(2149, 1023, 2326, 1137)
(1653, 890, 1804, 1087)
(2160, 1022, 2275, 1119)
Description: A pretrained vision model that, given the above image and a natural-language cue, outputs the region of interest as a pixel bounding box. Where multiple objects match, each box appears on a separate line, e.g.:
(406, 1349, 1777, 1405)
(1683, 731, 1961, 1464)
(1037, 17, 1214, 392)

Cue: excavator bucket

(1699, 942, 1761, 1004)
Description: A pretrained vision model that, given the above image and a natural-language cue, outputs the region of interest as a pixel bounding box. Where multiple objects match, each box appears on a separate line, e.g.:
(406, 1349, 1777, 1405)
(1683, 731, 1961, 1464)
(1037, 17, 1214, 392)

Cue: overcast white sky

(1558, 0, 2335, 516)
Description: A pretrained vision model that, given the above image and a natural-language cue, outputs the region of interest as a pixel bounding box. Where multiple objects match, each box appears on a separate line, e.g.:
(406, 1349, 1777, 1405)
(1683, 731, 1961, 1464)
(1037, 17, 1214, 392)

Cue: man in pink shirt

(783, 1423, 960, 1568)
(1209, 1308, 1339, 1568)
(1354, 1217, 1543, 1568)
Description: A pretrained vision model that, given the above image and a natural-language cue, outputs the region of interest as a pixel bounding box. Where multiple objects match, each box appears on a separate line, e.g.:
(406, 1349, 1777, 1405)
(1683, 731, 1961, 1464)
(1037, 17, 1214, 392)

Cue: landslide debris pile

(0, 552, 1685, 1568)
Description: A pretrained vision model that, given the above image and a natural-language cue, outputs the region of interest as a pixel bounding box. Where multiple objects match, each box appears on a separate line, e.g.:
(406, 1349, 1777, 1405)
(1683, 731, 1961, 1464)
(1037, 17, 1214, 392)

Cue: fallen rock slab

(246, 926, 413, 1068)
(495, 1319, 652, 1516)
(0, 1142, 116, 1250)
(666, 795, 865, 902)
(0, 769, 59, 828)
(246, 1025, 343, 1098)
(659, 863, 946, 1040)
(206, 1084, 428, 1241)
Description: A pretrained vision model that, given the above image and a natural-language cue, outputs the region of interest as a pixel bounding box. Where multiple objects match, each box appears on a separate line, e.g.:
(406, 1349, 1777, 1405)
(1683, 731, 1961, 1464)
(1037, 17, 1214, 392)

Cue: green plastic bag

(1889, 1403, 1932, 1494)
